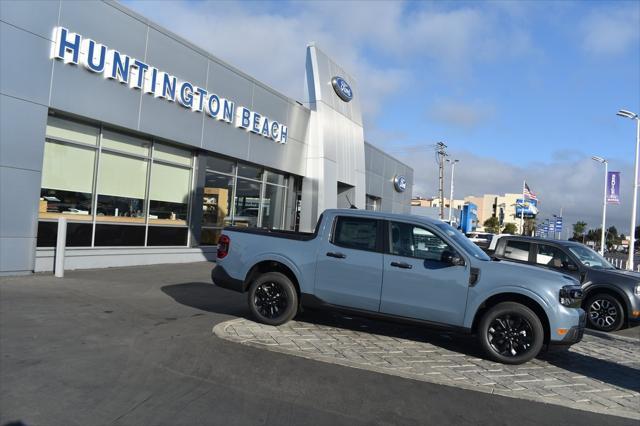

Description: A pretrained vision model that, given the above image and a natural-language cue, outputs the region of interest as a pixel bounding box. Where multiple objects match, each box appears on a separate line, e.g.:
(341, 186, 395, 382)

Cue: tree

(572, 221, 587, 241)
(524, 218, 537, 236)
(483, 216, 500, 233)
(502, 223, 517, 234)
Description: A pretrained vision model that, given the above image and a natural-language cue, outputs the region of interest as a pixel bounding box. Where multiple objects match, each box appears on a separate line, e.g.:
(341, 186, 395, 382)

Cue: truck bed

(223, 226, 318, 241)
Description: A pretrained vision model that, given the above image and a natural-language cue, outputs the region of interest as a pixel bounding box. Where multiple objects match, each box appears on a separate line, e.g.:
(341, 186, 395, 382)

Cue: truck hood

(587, 267, 640, 288)
(482, 259, 579, 286)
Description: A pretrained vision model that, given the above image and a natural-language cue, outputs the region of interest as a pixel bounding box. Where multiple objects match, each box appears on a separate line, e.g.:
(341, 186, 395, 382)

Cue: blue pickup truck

(212, 210, 585, 364)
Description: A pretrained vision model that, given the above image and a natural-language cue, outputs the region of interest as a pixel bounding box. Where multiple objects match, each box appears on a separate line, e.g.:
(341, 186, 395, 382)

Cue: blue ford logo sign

(331, 76, 353, 102)
(393, 175, 407, 192)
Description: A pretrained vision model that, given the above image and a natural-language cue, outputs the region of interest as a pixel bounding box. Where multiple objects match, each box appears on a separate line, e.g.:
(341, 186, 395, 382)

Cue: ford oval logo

(394, 175, 407, 192)
(331, 76, 353, 102)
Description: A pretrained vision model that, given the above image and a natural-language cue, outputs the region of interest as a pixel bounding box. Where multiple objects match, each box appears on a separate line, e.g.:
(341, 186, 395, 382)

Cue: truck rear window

(333, 217, 379, 251)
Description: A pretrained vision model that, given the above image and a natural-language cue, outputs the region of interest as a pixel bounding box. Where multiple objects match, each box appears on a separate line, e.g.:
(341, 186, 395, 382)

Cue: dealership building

(0, 1, 413, 275)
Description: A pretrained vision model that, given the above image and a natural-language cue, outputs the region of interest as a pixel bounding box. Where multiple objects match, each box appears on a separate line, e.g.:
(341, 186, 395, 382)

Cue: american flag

(524, 182, 538, 201)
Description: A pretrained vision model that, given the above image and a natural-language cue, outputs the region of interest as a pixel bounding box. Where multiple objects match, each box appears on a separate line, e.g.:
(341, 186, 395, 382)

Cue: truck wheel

(248, 272, 298, 326)
(479, 302, 544, 365)
(585, 293, 624, 332)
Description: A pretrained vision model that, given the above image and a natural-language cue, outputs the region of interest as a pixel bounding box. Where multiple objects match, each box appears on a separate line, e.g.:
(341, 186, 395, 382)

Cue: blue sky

(124, 0, 640, 233)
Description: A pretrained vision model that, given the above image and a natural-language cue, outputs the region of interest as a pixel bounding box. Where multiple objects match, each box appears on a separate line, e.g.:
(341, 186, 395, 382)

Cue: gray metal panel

(138, 93, 204, 148)
(366, 173, 384, 198)
(251, 85, 288, 128)
(0, 22, 53, 105)
(59, 0, 147, 60)
(0, 0, 60, 40)
(145, 27, 208, 87)
(0, 166, 40, 239)
(287, 103, 310, 145)
(0, 95, 47, 171)
(207, 61, 253, 113)
(201, 115, 250, 160)
(0, 237, 35, 273)
(247, 136, 306, 176)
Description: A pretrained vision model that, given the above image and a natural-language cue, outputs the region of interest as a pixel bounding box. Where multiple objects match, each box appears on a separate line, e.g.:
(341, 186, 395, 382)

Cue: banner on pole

(607, 171, 621, 205)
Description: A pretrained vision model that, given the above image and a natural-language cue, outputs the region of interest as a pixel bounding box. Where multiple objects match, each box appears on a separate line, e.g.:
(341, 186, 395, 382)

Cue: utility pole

(436, 142, 448, 220)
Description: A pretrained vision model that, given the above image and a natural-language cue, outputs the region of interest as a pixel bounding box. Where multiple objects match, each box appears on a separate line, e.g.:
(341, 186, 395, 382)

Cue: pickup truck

(212, 210, 585, 364)
(488, 235, 640, 332)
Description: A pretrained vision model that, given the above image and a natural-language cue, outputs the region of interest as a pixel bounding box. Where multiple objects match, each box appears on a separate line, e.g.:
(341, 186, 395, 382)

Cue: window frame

(534, 243, 578, 271)
(330, 215, 384, 253)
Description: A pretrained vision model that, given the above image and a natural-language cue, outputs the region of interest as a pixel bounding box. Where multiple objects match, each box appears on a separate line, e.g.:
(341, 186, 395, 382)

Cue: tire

(248, 272, 298, 326)
(585, 293, 624, 332)
(479, 302, 544, 365)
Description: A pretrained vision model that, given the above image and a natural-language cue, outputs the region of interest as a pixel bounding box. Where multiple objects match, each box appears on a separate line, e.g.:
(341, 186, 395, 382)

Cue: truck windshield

(568, 245, 615, 270)
(435, 222, 491, 261)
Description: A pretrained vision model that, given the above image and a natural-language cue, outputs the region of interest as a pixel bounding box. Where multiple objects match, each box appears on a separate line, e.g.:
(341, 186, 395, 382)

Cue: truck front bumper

(549, 309, 586, 346)
(212, 265, 245, 293)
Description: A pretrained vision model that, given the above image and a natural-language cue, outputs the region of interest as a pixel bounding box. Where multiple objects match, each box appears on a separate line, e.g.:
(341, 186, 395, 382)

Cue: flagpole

(521, 180, 525, 235)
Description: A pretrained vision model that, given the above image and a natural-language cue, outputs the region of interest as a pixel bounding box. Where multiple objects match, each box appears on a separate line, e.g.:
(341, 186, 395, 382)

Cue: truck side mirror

(442, 250, 465, 267)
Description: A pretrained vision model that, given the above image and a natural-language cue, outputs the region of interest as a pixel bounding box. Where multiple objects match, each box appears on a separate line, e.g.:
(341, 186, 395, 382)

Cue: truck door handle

(326, 252, 346, 259)
(390, 261, 413, 269)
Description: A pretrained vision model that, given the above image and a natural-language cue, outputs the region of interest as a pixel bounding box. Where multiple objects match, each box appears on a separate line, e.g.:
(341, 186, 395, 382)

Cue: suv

(491, 236, 640, 332)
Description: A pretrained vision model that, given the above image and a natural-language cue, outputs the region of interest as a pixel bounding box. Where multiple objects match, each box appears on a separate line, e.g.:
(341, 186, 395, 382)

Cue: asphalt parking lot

(1, 262, 638, 426)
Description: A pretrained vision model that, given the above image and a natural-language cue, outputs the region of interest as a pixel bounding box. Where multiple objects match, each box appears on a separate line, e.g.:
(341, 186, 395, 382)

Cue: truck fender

(242, 253, 305, 292)
(464, 286, 552, 330)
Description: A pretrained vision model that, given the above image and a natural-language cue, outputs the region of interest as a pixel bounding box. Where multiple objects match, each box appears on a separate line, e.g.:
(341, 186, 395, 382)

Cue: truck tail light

(217, 235, 230, 259)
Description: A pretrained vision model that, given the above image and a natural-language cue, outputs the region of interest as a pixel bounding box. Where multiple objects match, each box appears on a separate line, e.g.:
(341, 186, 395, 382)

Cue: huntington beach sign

(50, 27, 288, 144)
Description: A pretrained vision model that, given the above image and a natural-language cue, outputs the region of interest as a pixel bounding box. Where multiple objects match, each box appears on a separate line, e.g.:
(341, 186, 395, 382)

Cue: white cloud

(398, 148, 635, 235)
(581, 5, 640, 56)
(427, 99, 496, 130)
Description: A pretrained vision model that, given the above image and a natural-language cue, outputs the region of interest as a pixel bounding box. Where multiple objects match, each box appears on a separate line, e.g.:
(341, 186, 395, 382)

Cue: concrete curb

(213, 318, 640, 421)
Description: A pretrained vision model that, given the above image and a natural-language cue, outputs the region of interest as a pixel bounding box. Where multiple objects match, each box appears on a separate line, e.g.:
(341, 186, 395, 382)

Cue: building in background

(0, 1, 412, 275)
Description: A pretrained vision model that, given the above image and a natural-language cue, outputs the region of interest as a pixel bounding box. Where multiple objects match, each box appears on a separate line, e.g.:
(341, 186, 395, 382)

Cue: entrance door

(314, 215, 384, 312)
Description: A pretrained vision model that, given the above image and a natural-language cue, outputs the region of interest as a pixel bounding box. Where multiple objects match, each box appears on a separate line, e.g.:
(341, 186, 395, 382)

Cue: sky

(123, 0, 640, 235)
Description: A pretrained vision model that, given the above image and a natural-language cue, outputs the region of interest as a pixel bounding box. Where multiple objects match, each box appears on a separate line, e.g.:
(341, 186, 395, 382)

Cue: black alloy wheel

(487, 314, 534, 357)
(254, 281, 288, 319)
(479, 302, 544, 364)
(248, 271, 298, 326)
(585, 293, 624, 332)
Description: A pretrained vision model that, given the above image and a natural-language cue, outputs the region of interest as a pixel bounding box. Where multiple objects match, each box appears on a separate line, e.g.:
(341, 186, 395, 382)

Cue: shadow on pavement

(160, 282, 249, 318)
(541, 350, 640, 393)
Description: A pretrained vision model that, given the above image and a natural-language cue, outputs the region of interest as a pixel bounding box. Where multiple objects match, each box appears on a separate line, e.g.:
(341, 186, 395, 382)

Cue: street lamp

(592, 155, 608, 254)
(617, 109, 640, 270)
(446, 159, 459, 223)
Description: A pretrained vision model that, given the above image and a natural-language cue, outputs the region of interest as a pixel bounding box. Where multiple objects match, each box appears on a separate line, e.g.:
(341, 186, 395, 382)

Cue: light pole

(592, 155, 608, 254)
(617, 109, 640, 270)
(446, 159, 459, 224)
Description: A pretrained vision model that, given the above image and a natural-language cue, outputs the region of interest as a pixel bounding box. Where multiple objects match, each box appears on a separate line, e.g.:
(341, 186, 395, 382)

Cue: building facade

(0, 0, 413, 275)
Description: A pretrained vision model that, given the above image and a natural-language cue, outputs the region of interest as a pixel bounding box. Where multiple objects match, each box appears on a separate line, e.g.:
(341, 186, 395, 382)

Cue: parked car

(212, 210, 585, 364)
(466, 232, 494, 250)
(490, 235, 640, 332)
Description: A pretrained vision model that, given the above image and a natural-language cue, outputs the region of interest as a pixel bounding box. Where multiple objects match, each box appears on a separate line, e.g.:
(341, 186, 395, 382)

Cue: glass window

(200, 228, 223, 245)
(435, 222, 490, 261)
(390, 222, 452, 261)
(36, 222, 92, 247)
(234, 178, 261, 227)
(148, 162, 190, 225)
(265, 170, 286, 186)
(206, 156, 235, 174)
(366, 195, 380, 211)
(536, 244, 576, 270)
(333, 216, 379, 251)
(96, 152, 147, 223)
(504, 240, 531, 262)
(40, 141, 95, 220)
(147, 226, 188, 246)
(154, 143, 191, 166)
(102, 130, 150, 156)
(237, 163, 263, 180)
(568, 245, 615, 270)
(94, 224, 145, 246)
(46, 115, 98, 146)
(261, 184, 286, 229)
(202, 172, 233, 228)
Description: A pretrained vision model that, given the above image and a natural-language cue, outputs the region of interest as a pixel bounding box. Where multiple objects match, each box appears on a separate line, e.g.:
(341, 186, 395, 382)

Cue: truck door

(380, 221, 469, 326)
(314, 215, 384, 312)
